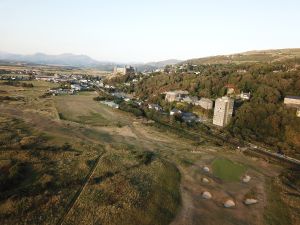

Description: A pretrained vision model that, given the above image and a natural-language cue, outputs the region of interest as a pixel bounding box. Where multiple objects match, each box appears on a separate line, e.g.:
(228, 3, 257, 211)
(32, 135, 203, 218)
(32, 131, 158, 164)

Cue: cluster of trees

(135, 59, 300, 155)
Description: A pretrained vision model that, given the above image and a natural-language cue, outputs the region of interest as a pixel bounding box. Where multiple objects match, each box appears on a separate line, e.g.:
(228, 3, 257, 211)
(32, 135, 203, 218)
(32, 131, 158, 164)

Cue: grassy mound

(211, 157, 247, 182)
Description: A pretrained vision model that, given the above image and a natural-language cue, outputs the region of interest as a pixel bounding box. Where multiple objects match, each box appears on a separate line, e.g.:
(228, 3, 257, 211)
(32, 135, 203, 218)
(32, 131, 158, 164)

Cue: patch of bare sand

(96, 125, 137, 138)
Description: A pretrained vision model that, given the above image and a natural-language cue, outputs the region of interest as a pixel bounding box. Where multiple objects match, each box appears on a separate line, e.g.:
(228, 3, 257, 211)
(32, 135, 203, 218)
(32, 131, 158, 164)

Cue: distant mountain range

(182, 48, 300, 65)
(0, 51, 182, 71)
(2, 48, 298, 71)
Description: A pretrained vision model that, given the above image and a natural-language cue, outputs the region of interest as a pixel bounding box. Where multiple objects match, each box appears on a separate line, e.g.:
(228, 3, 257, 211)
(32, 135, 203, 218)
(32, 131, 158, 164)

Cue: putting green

(212, 157, 247, 182)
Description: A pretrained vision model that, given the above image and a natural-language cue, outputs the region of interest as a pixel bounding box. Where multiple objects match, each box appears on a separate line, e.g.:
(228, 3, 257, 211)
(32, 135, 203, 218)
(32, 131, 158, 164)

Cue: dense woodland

(135, 59, 300, 156)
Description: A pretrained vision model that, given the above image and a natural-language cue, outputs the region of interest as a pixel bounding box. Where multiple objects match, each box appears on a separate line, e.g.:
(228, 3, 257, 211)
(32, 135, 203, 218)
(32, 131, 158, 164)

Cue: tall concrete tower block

(213, 96, 234, 127)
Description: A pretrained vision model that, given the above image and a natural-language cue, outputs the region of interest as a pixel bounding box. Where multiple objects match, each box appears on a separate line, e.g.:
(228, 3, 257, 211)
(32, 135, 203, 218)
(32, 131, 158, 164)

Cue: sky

(0, 0, 299, 62)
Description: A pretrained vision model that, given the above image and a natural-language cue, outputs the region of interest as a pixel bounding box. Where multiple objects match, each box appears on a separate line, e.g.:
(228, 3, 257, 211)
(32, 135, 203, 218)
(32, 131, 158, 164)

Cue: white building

(71, 84, 82, 91)
(165, 90, 189, 102)
(181, 96, 198, 104)
(240, 92, 251, 100)
(284, 96, 300, 106)
(170, 108, 182, 116)
(284, 96, 300, 117)
(195, 98, 213, 110)
(213, 96, 234, 127)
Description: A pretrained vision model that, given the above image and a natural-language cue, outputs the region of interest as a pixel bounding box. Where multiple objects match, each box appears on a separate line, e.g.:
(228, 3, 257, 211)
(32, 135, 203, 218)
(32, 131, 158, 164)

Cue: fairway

(54, 92, 131, 127)
(211, 157, 247, 182)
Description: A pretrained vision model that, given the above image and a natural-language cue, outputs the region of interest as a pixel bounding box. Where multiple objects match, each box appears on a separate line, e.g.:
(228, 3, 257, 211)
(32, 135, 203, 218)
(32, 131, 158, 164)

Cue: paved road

(245, 142, 300, 166)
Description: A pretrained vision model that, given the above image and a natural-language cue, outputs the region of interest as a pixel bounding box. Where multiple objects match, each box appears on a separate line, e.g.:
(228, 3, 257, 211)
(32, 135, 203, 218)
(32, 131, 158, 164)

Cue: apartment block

(213, 96, 234, 127)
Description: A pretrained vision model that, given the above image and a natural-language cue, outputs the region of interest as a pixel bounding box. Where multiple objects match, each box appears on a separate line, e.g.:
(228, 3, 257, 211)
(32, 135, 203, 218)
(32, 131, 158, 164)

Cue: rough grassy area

(0, 80, 299, 225)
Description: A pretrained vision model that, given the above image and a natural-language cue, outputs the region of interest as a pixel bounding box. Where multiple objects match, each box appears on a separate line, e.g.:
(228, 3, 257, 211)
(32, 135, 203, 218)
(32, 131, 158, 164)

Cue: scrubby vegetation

(1, 80, 34, 88)
(64, 146, 181, 225)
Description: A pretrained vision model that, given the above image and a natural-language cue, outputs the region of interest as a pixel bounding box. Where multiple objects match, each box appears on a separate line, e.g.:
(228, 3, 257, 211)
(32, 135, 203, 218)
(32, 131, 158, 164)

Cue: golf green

(212, 157, 247, 182)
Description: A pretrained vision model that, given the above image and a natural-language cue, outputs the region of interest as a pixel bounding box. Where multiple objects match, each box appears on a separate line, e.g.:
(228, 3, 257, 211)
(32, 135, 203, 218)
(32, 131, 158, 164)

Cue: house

(284, 96, 300, 107)
(240, 92, 251, 100)
(148, 104, 162, 111)
(165, 90, 189, 102)
(71, 84, 82, 91)
(284, 96, 300, 117)
(194, 98, 213, 110)
(170, 108, 182, 116)
(181, 96, 198, 104)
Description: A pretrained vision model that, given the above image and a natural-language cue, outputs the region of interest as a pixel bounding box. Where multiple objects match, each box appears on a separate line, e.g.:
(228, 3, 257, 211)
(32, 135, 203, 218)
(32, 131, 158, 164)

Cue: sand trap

(202, 178, 209, 183)
(202, 191, 212, 199)
(224, 200, 235, 208)
(203, 166, 210, 172)
(244, 199, 258, 205)
(242, 175, 251, 183)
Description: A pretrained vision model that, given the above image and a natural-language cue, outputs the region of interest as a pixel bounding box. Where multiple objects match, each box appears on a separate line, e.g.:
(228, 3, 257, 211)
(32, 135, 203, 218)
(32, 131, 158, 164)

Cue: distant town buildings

(195, 98, 213, 110)
(213, 96, 234, 127)
(113, 66, 135, 76)
(165, 90, 189, 102)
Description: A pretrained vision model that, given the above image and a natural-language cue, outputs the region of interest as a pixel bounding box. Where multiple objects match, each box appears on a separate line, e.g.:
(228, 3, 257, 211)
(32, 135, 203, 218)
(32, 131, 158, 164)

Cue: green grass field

(211, 157, 247, 182)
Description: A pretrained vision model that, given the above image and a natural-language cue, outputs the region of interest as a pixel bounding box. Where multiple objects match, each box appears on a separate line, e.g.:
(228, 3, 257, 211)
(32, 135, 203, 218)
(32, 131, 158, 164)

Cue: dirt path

(56, 152, 104, 225)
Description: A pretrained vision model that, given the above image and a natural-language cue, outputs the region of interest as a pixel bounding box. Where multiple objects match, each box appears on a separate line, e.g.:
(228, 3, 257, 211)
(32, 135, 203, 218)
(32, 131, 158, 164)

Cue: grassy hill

(183, 48, 300, 65)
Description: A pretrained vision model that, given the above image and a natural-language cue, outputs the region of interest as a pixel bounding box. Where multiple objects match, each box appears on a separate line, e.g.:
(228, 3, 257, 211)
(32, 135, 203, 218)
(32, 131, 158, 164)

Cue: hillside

(136, 57, 300, 157)
(183, 48, 300, 65)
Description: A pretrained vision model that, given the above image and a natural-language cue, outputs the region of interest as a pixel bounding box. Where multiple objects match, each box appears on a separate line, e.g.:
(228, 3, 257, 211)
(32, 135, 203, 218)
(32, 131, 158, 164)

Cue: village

(3, 65, 295, 131)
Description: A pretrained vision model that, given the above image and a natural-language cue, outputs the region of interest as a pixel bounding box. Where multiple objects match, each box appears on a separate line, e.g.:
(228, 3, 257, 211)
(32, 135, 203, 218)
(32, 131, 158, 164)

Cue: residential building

(284, 96, 300, 107)
(71, 84, 82, 91)
(213, 96, 234, 127)
(181, 96, 198, 104)
(284, 96, 300, 117)
(195, 98, 213, 110)
(165, 90, 189, 102)
(240, 92, 251, 100)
